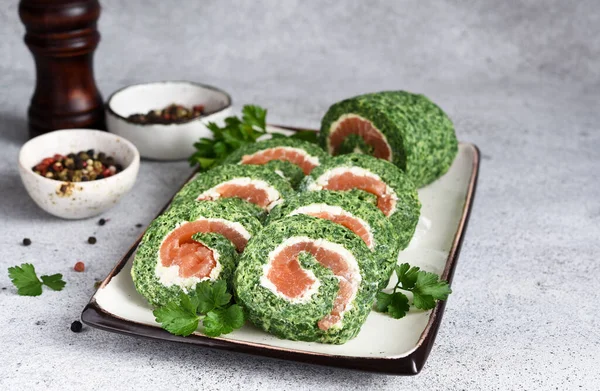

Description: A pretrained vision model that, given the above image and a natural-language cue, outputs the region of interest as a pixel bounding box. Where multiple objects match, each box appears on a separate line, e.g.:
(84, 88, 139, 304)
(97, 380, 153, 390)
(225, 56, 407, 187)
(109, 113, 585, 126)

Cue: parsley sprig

(153, 280, 245, 337)
(375, 263, 451, 319)
(8, 263, 66, 296)
(188, 105, 318, 170)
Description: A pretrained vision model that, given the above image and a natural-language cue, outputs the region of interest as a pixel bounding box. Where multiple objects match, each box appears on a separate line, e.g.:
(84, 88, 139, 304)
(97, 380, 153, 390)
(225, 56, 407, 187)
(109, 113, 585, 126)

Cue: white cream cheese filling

(260, 236, 362, 325)
(155, 218, 250, 290)
(196, 177, 283, 211)
(306, 166, 398, 216)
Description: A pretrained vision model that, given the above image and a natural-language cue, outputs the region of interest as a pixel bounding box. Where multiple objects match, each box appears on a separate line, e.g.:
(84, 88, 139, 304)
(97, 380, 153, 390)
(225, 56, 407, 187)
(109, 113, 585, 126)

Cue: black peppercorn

(88, 236, 97, 244)
(22, 238, 32, 246)
(70, 320, 83, 333)
(98, 218, 106, 226)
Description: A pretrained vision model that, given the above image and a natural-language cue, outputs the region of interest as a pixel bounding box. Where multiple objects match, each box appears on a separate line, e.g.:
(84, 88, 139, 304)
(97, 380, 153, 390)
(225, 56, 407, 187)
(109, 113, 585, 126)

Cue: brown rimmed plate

(81, 126, 479, 376)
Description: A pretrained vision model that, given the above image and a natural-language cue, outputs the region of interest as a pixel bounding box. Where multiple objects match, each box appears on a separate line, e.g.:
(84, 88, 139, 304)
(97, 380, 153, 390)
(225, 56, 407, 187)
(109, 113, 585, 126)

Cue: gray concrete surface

(1, 0, 599, 390)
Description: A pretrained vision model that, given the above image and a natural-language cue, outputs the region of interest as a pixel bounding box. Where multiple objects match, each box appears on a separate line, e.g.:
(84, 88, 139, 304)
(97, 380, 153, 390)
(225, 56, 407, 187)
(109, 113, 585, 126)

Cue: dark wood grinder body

(19, 0, 105, 138)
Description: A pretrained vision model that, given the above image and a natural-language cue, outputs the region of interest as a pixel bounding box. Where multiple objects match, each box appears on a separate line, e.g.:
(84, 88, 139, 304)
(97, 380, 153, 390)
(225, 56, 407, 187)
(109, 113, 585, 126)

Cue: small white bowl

(105, 81, 232, 160)
(18, 129, 140, 220)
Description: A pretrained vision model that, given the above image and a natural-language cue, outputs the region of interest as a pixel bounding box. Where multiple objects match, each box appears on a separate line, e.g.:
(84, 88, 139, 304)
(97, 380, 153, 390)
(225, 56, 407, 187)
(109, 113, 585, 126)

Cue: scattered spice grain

(70, 320, 83, 333)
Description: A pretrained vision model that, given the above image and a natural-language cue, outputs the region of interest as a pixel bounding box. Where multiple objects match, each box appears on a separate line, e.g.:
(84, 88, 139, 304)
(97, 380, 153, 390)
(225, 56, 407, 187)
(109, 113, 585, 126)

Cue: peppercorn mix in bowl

(105, 81, 233, 160)
(18, 129, 140, 219)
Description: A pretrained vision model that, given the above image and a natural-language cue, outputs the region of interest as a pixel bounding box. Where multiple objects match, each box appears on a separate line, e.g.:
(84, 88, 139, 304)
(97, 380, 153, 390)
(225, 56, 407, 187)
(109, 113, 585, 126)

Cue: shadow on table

(52, 322, 390, 387)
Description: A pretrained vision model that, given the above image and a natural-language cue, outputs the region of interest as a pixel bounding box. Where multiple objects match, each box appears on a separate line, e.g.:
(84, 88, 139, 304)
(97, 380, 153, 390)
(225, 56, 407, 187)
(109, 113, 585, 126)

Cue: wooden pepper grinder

(19, 0, 105, 138)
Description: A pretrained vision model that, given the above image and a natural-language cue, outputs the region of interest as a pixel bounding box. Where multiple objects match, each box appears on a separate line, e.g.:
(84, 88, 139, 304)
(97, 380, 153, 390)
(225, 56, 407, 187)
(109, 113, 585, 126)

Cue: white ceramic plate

(82, 130, 479, 375)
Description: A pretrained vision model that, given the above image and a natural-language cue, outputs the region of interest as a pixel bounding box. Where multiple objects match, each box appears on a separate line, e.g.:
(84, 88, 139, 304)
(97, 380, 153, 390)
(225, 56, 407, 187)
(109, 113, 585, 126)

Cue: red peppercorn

(74, 262, 85, 272)
(41, 157, 55, 166)
(101, 168, 112, 178)
(53, 154, 65, 161)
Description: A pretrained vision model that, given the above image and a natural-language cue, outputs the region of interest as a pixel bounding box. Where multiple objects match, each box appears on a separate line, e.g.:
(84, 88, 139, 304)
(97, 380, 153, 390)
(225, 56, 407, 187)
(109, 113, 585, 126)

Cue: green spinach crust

(267, 191, 400, 289)
(234, 215, 379, 344)
(132, 199, 263, 307)
(319, 90, 458, 188)
(299, 153, 421, 250)
(172, 164, 295, 222)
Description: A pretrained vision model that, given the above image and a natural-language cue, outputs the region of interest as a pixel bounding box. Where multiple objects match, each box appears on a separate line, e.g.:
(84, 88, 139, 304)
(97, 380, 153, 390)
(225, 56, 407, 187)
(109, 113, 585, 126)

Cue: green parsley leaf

(241, 105, 267, 131)
(154, 282, 245, 338)
(188, 106, 268, 170)
(387, 292, 410, 319)
(396, 263, 420, 290)
(195, 280, 231, 314)
(203, 304, 245, 337)
(8, 263, 42, 296)
(412, 271, 452, 310)
(188, 104, 319, 170)
(377, 263, 452, 318)
(375, 291, 410, 319)
(40, 274, 66, 291)
(153, 294, 200, 336)
(375, 291, 393, 313)
(412, 291, 435, 310)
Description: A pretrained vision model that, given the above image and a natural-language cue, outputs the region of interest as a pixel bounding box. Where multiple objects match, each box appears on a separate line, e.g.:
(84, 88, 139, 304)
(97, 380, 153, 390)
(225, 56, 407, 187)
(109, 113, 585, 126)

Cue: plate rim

(81, 130, 480, 376)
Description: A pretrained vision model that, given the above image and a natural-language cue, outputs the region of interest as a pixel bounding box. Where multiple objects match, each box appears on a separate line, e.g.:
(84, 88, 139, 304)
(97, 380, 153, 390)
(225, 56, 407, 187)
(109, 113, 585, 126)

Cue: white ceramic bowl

(105, 81, 232, 160)
(18, 129, 140, 219)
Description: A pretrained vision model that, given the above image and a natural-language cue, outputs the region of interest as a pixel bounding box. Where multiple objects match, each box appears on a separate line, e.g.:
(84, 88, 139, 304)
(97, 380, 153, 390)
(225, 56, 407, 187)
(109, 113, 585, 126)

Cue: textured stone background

(1, 1, 599, 390)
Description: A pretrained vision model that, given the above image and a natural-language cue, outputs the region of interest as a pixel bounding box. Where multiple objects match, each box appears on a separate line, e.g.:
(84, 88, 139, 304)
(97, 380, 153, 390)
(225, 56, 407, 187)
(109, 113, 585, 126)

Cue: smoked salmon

(319, 90, 458, 187)
(132, 199, 263, 307)
(299, 153, 421, 250)
(172, 164, 294, 219)
(267, 191, 400, 289)
(234, 215, 380, 344)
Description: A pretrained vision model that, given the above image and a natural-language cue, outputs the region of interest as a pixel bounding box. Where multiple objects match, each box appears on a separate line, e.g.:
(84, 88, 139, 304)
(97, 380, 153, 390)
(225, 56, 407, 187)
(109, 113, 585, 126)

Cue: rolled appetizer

(299, 153, 420, 249)
(172, 164, 295, 220)
(234, 215, 379, 344)
(132, 198, 263, 307)
(319, 90, 458, 187)
(222, 138, 329, 188)
(268, 191, 400, 289)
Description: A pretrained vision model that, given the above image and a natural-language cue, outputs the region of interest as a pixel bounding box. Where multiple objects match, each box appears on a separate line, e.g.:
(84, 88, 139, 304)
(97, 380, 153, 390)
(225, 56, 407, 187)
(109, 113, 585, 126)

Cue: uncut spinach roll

(222, 138, 329, 188)
(319, 90, 458, 188)
(299, 153, 420, 249)
(132, 198, 263, 307)
(172, 164, 295, 221)
(267, 191, 400, 289)
(234, 215, 379, 344)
